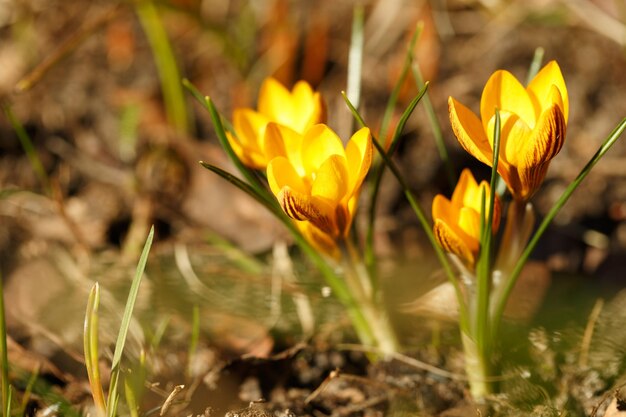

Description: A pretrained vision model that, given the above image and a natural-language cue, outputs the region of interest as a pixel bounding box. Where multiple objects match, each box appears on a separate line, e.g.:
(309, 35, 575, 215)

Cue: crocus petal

(277, 186, 337, 235)
(434, 219, 477, 267)
(449, 97, 493, 167)
(267, 156, 308, 196)
(263, 123, 304, 174)
(527, 60, 569, 122)
(451, 169, 479, 208)
(291, 81, 324, 131)
(258, 77, 292, 123)
(458, 207, 481, 242)
(514, 102, 567, 200)
(302, 124, 346, 173)
(480, 70, 535, 129)
(233, 108, 270, 149)
(311, 154, 349, 204)
(345, 127, 373, 195)
(298, 222, 339, 258)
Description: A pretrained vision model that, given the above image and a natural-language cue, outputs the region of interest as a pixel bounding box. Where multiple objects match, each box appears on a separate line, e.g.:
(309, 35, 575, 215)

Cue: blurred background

(1, 0, 626, 413)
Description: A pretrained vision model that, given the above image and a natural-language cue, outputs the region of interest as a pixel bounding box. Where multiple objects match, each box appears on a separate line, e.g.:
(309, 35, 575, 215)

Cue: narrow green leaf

(492, 117, 626, 331)
(346, 5, 365, 109)
(525, 47, 545, 85)
(83, 283, 106, 415)
(187, 305, 200, 378)
(106, 226, 155, 417)
(474, 108, 501, 350)
(135, 0, 189, 135)
(182, 79, 270, 197)
(199, 162, 282, 217)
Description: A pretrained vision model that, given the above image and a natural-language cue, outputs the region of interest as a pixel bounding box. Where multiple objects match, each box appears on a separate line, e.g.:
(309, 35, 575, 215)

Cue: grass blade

(199, 162, 282, 217)
(525, 47, 545, 85)
(83, 283, 106, 415)
(106, 226, 155, 417)
(346, 5, 365, 109)
(135, 0, 190, 135)
(474, 108, 501, 350)
(182, 80, 269, 195)
(492, 117, 626, 331)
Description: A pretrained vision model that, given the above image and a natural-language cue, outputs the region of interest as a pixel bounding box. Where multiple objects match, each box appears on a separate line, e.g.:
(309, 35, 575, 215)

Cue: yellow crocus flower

(432, 169, 501, 268)
(266, 124, 372, 257)
(448, 61, 568, 201)
(227, 77, 326, 169)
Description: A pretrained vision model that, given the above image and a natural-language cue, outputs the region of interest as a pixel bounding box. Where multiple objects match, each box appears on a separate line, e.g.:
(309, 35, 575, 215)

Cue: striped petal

(527, 60, 568, 122)
(449, 97, 493, 167)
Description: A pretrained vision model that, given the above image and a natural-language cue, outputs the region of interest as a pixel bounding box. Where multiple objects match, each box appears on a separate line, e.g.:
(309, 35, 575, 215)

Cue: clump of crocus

(432, 169, 501, 268)
(266, 124, 372, 258)
(227, 77, 326, 169)
(448, 61, 568, 200)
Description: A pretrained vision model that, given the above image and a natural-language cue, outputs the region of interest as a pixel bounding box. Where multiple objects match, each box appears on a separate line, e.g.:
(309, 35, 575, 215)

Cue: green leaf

(106, 226, 155, 417)
(83, 283, 106, 415)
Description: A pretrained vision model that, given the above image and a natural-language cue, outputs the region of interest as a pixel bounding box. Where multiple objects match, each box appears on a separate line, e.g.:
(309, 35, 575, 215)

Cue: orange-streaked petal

(345, 127, 372, 194)
(298, 222, 339, 258)
(267, 156, 308, 196)
(310, 154, 349, 204)
(527, 60, 569, 122)
(514, 103, 567, 200)
(277, 186, 337, 235)
(449, 97, 493, 167)
(433, 219, 478, 267)
(481, 70, 535, 129)
(302, 124, 346, 174)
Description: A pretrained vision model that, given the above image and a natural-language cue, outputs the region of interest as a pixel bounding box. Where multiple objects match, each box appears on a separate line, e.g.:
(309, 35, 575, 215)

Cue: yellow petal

(311, 154, 349, 204)
(458, 207, 481, 242)
(298, 222, 339, 259)
(233, 108, 269, 149)
(527, 60, 568, 122)
(258, 77, 291, 123)
(345, 127, 372, 195)
(480, 70, 535, 129)
(448, 97, 493, 167)
(433, 219, 477, 267)
(277, 186, 337, 235)
(267, 156, 308, 196)
(291, 81, 324, 131)
(514, 103, 567, 200)
(451, 169, 479, 209)
(302, 124, 346, 174)
(263, 123, 304, 174)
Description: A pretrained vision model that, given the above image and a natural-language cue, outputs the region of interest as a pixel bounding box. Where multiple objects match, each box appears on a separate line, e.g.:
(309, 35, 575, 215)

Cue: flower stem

(339, 240, 400, 356)
(462, 332, 494, 400)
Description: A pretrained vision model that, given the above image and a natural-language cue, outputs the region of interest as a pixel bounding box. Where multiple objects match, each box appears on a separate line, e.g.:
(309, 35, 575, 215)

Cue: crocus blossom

(448, 61, 568, 201)
(266, 124, 372, 257)
(227, 77, 326, 169)
(432, 169, 501, 267)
